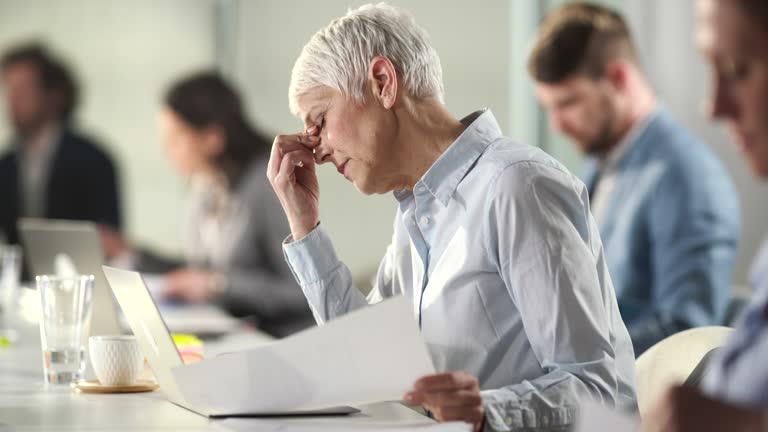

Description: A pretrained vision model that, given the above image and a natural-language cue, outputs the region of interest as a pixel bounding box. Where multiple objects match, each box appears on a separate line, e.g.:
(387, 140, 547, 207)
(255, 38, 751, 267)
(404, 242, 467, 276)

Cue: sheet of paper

(171, 296, 435, 415)
(215, 401, 466, 431)
(574, 400, 640, 432)
(217, 418, 471, 432)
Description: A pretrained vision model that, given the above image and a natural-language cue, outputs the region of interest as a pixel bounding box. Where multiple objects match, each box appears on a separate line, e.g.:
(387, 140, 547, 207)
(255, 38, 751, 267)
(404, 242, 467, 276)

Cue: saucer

(72, 379, 159, 394)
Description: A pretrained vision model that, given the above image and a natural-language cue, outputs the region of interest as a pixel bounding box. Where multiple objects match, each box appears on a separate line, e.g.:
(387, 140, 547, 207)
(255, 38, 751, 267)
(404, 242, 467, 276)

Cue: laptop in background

(18, 218, 240, 336)
(18, 218, 122, 336)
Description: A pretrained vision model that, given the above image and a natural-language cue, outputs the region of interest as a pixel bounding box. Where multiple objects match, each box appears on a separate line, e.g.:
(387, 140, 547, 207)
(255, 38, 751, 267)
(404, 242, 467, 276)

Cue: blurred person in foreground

(643, 0, 768, 431)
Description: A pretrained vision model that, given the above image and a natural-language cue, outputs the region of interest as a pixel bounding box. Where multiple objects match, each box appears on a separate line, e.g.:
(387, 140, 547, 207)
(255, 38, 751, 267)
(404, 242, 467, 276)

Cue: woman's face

(296, 87, 403, 194)
(158, 107, 219, 177)
(698, 0, 768, 177)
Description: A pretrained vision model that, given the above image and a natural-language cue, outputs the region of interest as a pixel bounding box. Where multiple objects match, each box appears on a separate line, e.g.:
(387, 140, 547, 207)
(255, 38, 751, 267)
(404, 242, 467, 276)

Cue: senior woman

(267, 4, 636, 431)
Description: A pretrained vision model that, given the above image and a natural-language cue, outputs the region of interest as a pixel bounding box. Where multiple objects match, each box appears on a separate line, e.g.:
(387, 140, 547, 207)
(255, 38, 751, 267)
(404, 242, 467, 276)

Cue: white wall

(233, 1, 513, 283)
(0, 0, 217, 256)
(0, 0, 514, 283)
(2, 0, 763, 290)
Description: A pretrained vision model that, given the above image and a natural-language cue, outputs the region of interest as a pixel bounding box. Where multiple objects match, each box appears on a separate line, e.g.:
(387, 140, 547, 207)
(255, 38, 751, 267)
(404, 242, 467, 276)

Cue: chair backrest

(635, 326, 732, 416)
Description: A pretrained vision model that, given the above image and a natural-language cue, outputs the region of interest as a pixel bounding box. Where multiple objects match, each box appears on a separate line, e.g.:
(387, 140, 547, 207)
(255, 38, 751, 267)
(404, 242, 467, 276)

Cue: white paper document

(171, 296, 435, 416)
(218, 418, 471, 432)
(574, 400, 640, 432)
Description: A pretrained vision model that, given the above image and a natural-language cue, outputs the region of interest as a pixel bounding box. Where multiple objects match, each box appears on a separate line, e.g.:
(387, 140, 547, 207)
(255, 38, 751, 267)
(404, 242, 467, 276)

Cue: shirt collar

(394, 109, 501, 206)
(18, 122, 62, 167)
(599, 107, 660, 171)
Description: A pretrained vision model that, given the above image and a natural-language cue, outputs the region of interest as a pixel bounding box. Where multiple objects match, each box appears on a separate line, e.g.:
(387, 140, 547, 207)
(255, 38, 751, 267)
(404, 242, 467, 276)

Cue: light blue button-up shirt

(582, 109, 740, 356)
(283, 110, 636, 431)
(702, 239, 768, 407)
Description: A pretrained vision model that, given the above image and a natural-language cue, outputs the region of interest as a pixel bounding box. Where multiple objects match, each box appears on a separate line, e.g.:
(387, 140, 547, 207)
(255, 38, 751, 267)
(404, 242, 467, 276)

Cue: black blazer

(0, 128, 122, 245)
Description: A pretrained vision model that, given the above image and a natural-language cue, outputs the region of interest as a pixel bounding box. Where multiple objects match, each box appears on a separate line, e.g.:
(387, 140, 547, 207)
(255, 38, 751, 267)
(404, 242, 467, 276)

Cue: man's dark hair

(1, 43, 79, 122)
(528, 2, 639, 84)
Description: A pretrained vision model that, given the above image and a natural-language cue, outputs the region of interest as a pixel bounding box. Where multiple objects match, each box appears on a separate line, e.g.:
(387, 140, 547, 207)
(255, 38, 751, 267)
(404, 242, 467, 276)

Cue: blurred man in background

(529, 2, 741, 355)
(0, 43, 121, 246)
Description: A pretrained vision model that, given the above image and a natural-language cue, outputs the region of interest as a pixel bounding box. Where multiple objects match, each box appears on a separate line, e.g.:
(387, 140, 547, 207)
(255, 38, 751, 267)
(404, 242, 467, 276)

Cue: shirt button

(542, 417, 550, 426)
(505, 416, 513, 426)
(416, 186, 426, 194)
(419, 216, 430, 226)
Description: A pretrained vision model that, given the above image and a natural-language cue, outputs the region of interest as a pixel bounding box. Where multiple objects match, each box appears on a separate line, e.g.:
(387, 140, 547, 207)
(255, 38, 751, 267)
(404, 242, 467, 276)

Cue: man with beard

(529, 2, 740, 355)
(0, 44, 121, 247)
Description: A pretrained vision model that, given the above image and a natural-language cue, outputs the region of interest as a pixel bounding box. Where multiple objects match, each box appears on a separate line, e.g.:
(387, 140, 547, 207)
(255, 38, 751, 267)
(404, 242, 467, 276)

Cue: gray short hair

(288, 3, 445, 116)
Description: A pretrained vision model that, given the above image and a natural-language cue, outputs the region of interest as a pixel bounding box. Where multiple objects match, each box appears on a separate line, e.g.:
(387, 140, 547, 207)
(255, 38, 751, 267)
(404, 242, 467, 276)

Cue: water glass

(0, 246, 21, 316)
(0, 245, 21, 340)
(37, 275, 94, 385)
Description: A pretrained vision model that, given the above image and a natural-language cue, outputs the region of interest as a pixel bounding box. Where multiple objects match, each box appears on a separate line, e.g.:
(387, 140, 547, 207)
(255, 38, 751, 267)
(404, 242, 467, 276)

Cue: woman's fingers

(267, 130, 323, 241)
(405, 372, 485, 432)
(268, 133, 320, 180)
(274, 149, 316, 186)
(420, 389, 483, 409)
(414, 372, 479, 393)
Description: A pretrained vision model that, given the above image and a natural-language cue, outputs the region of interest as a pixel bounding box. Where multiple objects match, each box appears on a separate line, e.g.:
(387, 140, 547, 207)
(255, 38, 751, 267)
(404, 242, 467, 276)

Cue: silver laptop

(102, 266, 358, 417)
(18, 218, 122, 336)
(19, 218, 240, 337)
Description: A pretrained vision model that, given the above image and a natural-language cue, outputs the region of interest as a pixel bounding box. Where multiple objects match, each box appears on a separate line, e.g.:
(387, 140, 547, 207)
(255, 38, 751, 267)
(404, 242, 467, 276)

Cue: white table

(0, 315, 435, 431)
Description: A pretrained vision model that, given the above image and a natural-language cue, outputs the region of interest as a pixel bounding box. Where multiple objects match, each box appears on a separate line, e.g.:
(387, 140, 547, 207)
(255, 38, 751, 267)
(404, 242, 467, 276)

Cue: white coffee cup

(88, 335, 143, 386)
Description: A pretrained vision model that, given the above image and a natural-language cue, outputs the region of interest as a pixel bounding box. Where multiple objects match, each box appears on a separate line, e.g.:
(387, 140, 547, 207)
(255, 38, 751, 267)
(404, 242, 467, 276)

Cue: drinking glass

(37, 275, 94, 384)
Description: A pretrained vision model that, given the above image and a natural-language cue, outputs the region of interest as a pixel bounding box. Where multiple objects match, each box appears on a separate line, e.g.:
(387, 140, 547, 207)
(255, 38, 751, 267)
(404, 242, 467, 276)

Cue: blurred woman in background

(116, 72, 313, 337)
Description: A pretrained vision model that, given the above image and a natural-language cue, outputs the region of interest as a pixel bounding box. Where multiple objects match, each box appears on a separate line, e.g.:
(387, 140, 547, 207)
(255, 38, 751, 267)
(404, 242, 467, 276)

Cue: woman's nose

(314, 142, 333, 164)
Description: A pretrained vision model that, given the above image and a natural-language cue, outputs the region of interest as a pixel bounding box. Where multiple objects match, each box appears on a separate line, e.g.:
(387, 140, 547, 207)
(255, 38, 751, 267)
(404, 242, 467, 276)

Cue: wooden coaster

(72, 379, 159, 394)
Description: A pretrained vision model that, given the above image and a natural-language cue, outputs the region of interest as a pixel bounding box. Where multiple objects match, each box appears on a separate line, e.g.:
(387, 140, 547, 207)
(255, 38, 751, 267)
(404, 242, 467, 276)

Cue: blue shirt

(283, 110, 636, 431)
(582, 109, 741, 355)
(703, 239, 768, 408)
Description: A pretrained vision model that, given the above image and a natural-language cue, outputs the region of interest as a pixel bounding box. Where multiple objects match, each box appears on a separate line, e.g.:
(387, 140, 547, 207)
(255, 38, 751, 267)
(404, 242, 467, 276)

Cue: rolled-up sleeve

(482, 162, 632, 431)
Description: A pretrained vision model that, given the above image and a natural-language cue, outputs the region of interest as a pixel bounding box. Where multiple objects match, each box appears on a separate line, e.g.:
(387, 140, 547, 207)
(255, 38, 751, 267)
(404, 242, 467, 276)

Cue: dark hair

(1, 43, 79, 122)
(737, 0, 768, 31)
(165, 72, 270, 188)
(528, 2, 638, 84)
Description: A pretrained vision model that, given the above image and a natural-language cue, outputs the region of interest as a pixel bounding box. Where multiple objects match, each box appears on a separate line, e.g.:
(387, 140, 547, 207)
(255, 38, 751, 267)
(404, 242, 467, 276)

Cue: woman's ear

(201, 125, 225, 158)
(368, 56, 398, 109)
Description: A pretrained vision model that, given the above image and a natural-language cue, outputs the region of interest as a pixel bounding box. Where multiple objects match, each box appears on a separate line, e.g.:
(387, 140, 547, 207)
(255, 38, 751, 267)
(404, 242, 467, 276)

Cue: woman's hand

(267, 127, 322, 240)
(97, 225, 130, 260)
(404, 372, 486, 431)
(164, 268, 219, 303)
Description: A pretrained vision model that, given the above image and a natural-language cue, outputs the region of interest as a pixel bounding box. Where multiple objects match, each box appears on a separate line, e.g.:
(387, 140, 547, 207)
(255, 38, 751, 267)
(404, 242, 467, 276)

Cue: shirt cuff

(482, 391, 574, 431)
(282, 223, 340, 286)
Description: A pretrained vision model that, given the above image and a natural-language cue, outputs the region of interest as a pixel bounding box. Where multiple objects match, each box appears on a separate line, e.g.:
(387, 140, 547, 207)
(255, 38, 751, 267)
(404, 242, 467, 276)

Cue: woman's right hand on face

(267, 127, 322, 240)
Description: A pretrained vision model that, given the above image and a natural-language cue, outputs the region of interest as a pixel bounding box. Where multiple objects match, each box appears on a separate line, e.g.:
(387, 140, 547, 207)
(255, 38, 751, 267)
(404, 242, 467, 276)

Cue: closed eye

(722, 59, 750, 82)
(317, 114, 326, 131)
